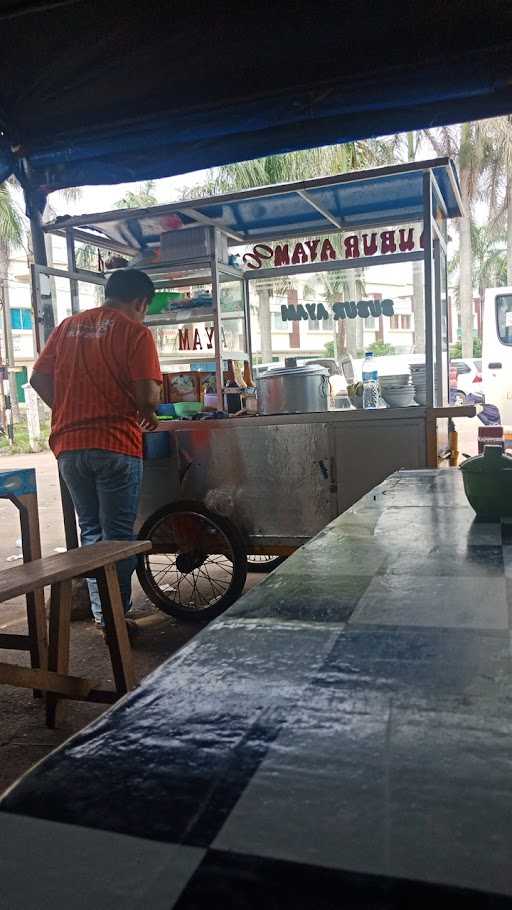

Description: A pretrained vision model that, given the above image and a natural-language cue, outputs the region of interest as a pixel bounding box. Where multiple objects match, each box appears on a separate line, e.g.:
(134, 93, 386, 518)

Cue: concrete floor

(0, 451, 258, 796)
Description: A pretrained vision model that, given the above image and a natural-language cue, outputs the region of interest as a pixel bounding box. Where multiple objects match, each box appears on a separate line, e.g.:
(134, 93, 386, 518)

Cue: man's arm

(134, 379, 161, 430)
(30, 371, 54, 409)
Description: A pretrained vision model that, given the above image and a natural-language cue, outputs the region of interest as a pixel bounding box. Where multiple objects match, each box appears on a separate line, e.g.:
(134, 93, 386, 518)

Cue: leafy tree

(0, 180, 25, 419)
(486, 116, 512, 284)
(369, 341, 395, 356)
(115, 181, 157, 209)
(450, 338, 482, 359)
(471, 223, 506, 300)
(182, 140, 398, 360)
(424, 124, 494, 358)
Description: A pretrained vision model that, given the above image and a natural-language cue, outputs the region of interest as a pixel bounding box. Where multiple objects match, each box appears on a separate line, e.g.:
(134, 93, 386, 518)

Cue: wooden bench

(0, 467, 47, 699)
(0, 540, 151, 727)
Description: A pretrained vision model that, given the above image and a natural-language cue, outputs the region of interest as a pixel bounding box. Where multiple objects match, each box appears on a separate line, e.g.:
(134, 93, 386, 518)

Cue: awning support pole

(24, 185, 79, 551)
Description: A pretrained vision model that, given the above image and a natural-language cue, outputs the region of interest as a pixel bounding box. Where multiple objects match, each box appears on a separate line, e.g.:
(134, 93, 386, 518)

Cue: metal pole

(423, 171, 435, 408)
(243, 274, 253, 367)
(66, 230, 80, 315)
(211, 228, 224, 411)
(25, 185, 79, 550)
(28, 203, 55, 344)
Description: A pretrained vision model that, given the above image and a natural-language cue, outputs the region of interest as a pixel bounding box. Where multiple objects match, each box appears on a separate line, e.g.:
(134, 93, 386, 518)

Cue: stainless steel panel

(333, 417, 427, 513)
(138, 422, 335, 540)
(137, 411, 429, 546)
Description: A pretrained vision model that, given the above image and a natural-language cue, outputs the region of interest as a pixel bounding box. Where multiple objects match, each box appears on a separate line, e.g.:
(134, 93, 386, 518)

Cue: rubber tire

(246, 555, 286, 573)
(137, 500, 247, 622)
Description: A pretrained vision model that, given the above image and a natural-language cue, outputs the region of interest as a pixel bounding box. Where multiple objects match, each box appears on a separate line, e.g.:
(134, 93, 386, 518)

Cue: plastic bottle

(362, 352, 379, 409)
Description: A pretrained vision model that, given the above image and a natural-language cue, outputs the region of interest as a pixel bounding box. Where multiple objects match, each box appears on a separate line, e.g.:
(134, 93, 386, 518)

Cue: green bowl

(173, 401, 202, 418)
(460, 445, 512, 520)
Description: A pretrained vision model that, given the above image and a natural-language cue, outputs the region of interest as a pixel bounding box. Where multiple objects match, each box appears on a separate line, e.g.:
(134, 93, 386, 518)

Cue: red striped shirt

(34, 306, 162, 458)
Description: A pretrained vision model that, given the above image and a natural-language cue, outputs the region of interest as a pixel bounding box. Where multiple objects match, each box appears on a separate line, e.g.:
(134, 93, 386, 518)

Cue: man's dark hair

(105, 268, 154, 303)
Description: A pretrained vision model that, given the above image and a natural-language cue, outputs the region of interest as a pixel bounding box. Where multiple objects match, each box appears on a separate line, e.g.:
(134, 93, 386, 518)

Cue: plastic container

(143, 432, 171, 460)
(147, 291, 182, 316)
(156, 403, 176, 417)
(460, 445, 512, 519)
(362, 352, 379, 409)
(173, 401, 202, 418)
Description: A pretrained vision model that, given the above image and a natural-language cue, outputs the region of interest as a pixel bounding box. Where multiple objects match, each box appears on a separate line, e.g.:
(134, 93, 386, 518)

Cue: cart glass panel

(249, 259, 428, 407)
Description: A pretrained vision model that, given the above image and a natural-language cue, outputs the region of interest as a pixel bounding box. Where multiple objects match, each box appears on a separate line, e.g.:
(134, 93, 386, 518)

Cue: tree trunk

(406, 139, 426, 355)
(257, 286, 272, 362)
(0, 242, 20, 422)
(458, 180, 474, 358)
(344, 271, 358, 356)
(412, 259, 425, 352)
(507, 176, 512, 286)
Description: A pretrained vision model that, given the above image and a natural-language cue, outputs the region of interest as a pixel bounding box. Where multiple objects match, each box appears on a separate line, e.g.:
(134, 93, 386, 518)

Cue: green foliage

(0, 418, 50, 454)
(369, 341, 395, 356)
(449, 338, 481, 358)
(0, 180, 24, 250)
(115, 181, 157, 209)
(323, 341, 335, 358)
(180, 139, 403, 200)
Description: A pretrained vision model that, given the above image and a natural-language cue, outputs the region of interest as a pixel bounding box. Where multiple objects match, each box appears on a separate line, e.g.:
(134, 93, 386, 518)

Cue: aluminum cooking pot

(256, 364, 330, 415)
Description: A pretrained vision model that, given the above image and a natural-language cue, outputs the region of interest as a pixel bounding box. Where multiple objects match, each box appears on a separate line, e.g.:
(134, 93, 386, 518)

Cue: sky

(46, 169, 210, 218)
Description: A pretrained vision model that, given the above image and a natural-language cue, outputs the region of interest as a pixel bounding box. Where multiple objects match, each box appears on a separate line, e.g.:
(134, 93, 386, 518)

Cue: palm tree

(424, 124, 493, 358)
(184, 141, 398, 360)
(403, 131, 426, 354)
(115, 180, 157, 210)
(486, 116, 512, 284)
(0, 180, 24, 420)
(471, 223, 506, 300)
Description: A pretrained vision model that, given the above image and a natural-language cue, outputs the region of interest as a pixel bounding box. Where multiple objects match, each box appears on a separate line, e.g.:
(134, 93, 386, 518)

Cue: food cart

(34, 157, 472, 620)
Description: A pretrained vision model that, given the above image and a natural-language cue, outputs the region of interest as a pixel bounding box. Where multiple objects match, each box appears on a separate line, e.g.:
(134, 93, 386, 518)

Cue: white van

(482, 286, 512, 424)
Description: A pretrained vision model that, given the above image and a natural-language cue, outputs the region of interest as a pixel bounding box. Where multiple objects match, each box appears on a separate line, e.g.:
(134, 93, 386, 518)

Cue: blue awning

(45, 159, 463, 251)
(0, 1, 511, 199)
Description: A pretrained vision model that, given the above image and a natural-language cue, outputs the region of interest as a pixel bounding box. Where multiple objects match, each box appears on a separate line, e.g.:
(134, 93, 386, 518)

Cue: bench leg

(97, 565, 136, 696)
(26, 589, 48, 699)
(46, 580, 72, 729)
(18, 493, 48, 698)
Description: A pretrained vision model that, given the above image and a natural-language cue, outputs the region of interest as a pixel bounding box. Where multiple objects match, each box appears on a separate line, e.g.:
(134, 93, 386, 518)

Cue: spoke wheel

(247, 554, 286, 573)
(137, 501, 247, 621)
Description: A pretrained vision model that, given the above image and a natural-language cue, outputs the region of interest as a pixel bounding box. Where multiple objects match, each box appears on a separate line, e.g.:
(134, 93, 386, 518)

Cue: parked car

(450, 358, 484, 403)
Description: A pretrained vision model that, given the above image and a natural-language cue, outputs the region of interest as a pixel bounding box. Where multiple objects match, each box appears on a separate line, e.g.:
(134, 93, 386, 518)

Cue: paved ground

(0, 451, 260, 796)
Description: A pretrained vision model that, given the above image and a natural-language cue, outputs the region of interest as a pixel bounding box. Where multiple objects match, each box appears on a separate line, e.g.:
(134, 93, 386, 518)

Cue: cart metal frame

(32, 159, 463, 573)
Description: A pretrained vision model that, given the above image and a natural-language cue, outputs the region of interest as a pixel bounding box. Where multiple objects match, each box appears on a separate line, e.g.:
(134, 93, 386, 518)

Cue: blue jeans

(58, 450, 143, 624)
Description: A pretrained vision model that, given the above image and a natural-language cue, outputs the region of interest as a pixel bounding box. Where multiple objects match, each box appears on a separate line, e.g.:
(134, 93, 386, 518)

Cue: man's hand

(138, 410, 159, 431)
(134, 379, 161, 432)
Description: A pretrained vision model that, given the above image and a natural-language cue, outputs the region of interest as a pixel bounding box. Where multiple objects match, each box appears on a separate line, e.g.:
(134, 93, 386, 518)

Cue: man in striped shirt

(30, 269, 162, 630)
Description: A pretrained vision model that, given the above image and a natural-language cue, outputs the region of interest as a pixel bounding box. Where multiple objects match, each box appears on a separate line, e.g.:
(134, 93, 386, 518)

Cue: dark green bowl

(460, 445, 512, 520)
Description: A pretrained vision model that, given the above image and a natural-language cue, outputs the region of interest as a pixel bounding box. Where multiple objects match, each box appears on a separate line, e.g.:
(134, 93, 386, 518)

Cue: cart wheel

(137, 501, 247, 621)
(247, 555, 286, 573)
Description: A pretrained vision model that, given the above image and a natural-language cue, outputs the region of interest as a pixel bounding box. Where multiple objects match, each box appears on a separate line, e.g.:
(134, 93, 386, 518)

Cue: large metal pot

(256, 364, 330, 414)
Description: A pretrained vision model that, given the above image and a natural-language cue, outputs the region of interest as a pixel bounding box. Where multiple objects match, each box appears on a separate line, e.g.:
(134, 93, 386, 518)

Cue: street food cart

(35, 158, 471, 620)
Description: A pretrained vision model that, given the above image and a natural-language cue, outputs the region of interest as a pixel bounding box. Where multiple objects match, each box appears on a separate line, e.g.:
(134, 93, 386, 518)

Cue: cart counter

(138, 406, 470, 547)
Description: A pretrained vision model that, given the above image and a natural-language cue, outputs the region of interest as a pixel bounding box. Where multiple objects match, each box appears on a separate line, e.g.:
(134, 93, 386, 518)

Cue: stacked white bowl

(410, 364, 427, 405)
(379, 372, 415, 408)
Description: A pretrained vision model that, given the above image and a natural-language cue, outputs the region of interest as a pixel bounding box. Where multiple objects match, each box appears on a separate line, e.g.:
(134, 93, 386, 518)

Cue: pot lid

(460, 445, 512, 474)
(257, 364, 329, 380)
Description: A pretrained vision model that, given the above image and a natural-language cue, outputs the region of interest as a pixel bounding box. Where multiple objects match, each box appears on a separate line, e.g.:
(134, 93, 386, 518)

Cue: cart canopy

(1, 0, 512, 200)
(44, 159, 463, 253)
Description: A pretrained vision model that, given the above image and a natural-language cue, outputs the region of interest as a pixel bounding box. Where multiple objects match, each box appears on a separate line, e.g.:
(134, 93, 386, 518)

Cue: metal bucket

(256, 364, 330, 415)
